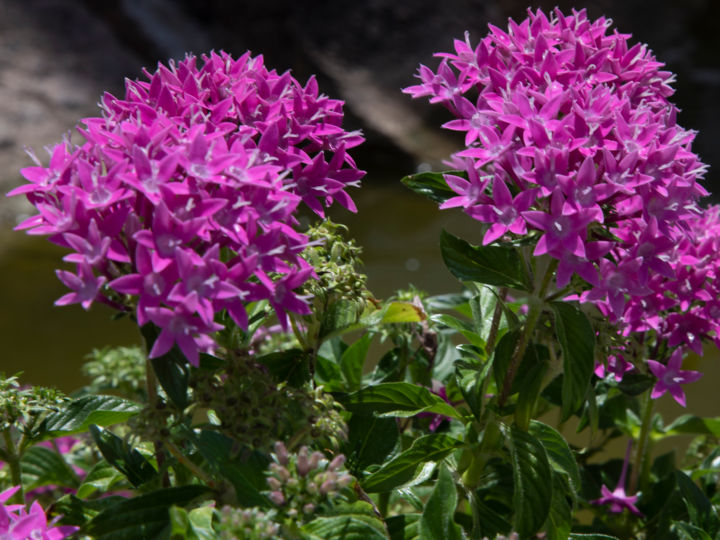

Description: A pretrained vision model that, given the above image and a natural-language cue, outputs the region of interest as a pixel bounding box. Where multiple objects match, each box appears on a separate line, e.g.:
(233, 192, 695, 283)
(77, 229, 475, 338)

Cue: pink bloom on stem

(592, 440, 643, 516)
(0, 486, 78, 539)
(646, 349, 702, 407)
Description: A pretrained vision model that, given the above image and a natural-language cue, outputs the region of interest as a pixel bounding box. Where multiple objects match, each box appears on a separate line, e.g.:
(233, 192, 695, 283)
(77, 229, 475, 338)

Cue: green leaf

(187, 429, 269, 508)
(77, 461, 126, 499)
(82, 485, 211, 539)
(419, 464, 463, 540)
(42, 395, 141, 435)
(387, 513, 421, 540)
(320, 298, 364, 340)
(53, 494, 128, 527)
(89, 425, 157, 488)
(550, 302, 594, 421)
(401, 170, 460, 203)
(440, 229, 530, 290)
(346, 413, 399, 473)
(431, 314, 485, 348)
(343, 382, 461, 420)
(169, 505, 215, 540)
(302, 501, 387, 540)
(504, 424, 552, 538)
(616, 371, 656, 396)
(675, 470, 720, 534)
(455, 363, 488, 421)
(544, 474, 573, 540)
(341, 333, 373, 391)
(256, 348, 311, 387)
(529, 420, 581, 493)
(141, 323, 189, 409)
(21, 445, 80, 490)
(363, 434, 463, 493)
(663, 415, 720, 437)
(671, 521, 713, 540)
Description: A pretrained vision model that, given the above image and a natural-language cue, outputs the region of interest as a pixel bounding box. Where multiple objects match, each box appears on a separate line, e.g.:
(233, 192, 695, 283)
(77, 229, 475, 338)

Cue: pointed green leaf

(302, 501, 387, 539)
(664, 415, 720, 437)
(671, 521, 713, 540)
(21, 445, 80, 490)
(89, 425, 157, 487)
(440, 229, 530, 290)
(544, 474, 573, 540)
(82, 485, 211, 538)
(419, 464, 463, 540)
(504, 424, 552, 538)
(42, 395, 141, 435)
(346, 413, 399, 473)
(77, 461, 126, 499)
(341, 333, 373, 391)
(550, 302, 594, 421)
(529, 420, 581, 492)
(343, 382, 461, 420)
(363, 434, 463, 493)
(675, 470, 720, 534)
(401, 170, 460, 203)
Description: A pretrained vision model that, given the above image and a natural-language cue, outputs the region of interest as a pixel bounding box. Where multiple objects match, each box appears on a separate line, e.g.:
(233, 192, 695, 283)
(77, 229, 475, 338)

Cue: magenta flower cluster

(404, 8, 714, 405)
(404, 8, 707, 319)
(8, 51, 364, 365)
(0, 486, 78, 539)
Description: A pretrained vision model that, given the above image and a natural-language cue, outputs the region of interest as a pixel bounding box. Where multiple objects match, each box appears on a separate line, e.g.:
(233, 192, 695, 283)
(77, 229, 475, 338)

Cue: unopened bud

(268, 491, 285, 506)
(273, 441, 289, 465)
(297, 446, 310, 476)
(328, 454, 346, 471)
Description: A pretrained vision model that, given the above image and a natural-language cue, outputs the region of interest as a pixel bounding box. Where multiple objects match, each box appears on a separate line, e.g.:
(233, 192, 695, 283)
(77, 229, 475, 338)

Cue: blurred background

(0, 0, 718, 411)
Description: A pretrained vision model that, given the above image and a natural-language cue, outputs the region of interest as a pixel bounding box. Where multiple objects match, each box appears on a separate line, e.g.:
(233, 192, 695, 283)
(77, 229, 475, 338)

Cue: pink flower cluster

(404, 8, 707, 319)
(0, 486, 78, 539)
(9, 51, 364, 365)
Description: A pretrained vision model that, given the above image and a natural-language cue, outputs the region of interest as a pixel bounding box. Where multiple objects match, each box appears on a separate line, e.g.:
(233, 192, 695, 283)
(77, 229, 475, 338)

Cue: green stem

(378, 491, 390, 518)
(2, 429, 24, 505)
(485, 287, 507, 357)
(497, 258, 557, 410)
(497, 300, 543, 409)
(629, 392, 654, 494)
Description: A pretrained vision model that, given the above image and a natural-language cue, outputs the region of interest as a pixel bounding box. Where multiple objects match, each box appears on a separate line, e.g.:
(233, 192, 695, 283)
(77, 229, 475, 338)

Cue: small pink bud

(274, 441, 289, 465)
(268, 490, 285, 506)
(297, 446, 310, 476)
(328, 454, 346, 471)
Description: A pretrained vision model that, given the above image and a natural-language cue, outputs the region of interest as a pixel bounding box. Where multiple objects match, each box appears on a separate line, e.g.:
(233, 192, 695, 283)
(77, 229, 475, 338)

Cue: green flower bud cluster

(302, 220, 373, 320)
(307, 386, 348, 452)
(82, 346, 146, 400)
(191, 358, 339, 453)
(215, 505, 280, 540)
(0, 375, 68, 432)
(266, 442, 354, 520)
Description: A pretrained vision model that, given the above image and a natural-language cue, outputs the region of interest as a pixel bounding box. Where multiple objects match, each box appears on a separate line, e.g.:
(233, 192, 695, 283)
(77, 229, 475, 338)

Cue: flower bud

(268, 491, 285, 506)
(273, 441, 289, 466)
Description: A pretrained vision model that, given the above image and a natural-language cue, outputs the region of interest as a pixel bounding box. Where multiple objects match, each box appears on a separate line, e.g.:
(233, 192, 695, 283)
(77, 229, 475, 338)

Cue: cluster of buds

(191, 360, 347, 453)
(301, 220, 372, 320)
(82, 346, 146, 400)
(265, 442, 354, 519)
(215, 505, 280, 540)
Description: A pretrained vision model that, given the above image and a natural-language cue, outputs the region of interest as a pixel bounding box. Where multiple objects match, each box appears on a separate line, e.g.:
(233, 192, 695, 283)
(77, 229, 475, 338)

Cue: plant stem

(629, 392, 654, 494)
(485, 287, 507, 357)
(2, 429, 24, 504)
(497, 258, 557, 410)
(145, 357, 169, 487)
(497, 300, 543, 409)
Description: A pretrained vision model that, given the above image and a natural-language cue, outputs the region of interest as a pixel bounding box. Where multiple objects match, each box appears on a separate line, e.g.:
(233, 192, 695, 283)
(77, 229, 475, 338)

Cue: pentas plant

(8, 50, 364, 365)
(5, 9, 720, 540)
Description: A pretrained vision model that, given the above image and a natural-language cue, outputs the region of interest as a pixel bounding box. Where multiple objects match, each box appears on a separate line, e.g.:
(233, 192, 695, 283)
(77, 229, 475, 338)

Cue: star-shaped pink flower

(646, 349, 703, 407)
